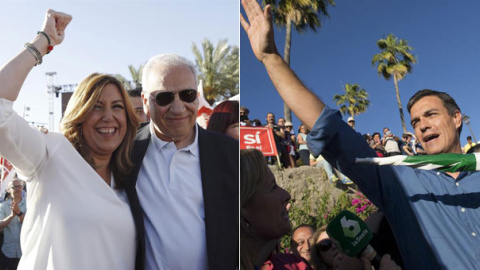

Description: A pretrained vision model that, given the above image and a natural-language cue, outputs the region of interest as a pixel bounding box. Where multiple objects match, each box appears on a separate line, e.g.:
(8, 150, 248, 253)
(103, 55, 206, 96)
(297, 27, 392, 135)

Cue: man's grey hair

(8, 176, 25, 189)
(142, 53, 198, 93)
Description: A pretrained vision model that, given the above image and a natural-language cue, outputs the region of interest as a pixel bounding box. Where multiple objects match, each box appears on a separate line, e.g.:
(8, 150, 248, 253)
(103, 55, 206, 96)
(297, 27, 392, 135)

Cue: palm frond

(333, 83, 370, 117)
(191, 38, 239, 103)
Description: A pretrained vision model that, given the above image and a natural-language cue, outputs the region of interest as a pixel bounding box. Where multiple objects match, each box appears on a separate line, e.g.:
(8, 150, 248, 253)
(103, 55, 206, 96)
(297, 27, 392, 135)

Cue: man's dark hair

(467, 136, 472, 141)
(240, 106, 249, 115)
(407, 89, 462, 135)
(290, 224, 315, 256)
(252, 119, 262, 127)
(128, 87, 142, 97)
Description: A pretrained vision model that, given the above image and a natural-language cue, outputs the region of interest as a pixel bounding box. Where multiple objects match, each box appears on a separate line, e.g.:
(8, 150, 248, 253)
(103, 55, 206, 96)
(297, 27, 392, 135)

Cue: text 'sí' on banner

(240, 127, 278, 156)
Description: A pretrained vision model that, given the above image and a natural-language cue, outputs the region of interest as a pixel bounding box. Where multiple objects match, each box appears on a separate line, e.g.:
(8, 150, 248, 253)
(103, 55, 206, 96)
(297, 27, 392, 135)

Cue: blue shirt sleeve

(306, 106, 401, 213)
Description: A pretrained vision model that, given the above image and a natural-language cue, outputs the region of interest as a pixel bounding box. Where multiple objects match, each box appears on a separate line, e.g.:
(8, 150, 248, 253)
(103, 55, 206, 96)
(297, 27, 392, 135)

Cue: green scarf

(356, 153, 480, 173)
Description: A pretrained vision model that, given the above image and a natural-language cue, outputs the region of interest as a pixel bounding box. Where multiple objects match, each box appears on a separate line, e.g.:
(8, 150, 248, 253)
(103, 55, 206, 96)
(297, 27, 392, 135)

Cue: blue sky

(0, 0, 239, 131)
(240, 0, 480, 147)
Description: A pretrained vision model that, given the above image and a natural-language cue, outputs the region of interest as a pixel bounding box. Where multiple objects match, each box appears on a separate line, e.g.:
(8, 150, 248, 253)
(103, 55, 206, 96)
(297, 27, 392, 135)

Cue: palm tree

(114, 74, 132, 90)
(219, 46, 239, 99)
(115, 64, 144, 90)
(263, 0, 335, 123)
(333, 83, 370, 120)
(128, 64, 143, 89)
(372, 34, 416, 133)
(192, 38, 239, 105)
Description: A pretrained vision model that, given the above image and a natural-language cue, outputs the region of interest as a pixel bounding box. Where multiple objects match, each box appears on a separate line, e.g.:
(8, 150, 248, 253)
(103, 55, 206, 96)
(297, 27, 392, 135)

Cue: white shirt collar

(148, 122, 199, 158)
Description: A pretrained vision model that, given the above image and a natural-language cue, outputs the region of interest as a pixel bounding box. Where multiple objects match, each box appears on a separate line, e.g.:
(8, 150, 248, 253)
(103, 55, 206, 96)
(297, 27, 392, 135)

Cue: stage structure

(45, 72, 77, 131)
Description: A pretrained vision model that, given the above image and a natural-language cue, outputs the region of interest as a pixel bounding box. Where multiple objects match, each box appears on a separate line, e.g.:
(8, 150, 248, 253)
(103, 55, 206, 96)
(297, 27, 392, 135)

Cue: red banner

(0, 157, 13, 181)
(240, 127, 278, 156)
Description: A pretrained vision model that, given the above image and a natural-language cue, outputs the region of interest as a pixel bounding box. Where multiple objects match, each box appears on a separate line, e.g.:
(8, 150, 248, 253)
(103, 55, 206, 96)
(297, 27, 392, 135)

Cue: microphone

(326, 210, 382, 269)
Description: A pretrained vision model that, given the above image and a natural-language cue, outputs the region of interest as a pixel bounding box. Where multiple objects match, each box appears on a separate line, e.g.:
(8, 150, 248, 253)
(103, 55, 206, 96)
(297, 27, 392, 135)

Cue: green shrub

(280, 181, 377, 253)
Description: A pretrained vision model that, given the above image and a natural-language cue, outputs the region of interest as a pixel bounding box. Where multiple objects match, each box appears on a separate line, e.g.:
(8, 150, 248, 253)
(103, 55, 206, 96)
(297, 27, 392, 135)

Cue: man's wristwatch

(16, 211, 23, 217)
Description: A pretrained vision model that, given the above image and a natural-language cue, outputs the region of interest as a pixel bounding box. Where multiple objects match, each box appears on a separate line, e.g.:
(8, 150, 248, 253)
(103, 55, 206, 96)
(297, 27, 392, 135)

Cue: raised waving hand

(240, 0, 278, 63)
(240, 0, 325, 129)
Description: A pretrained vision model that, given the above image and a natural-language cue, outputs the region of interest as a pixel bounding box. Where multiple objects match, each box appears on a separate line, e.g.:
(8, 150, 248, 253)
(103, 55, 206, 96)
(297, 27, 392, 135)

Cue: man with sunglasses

(0, 176, 26, 270)
(124, 54, 238, 270)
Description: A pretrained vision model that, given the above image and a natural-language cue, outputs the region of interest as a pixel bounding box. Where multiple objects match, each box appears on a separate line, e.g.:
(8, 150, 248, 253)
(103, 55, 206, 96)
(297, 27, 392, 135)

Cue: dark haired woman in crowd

(207, 100, 239, 140)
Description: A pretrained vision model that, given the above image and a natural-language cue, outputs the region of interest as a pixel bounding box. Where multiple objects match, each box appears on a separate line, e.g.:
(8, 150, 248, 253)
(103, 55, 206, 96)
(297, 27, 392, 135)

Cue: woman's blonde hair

(240, 148, 269, 270)
(240, 148, 268, 207)
(60, 73, 139, 189)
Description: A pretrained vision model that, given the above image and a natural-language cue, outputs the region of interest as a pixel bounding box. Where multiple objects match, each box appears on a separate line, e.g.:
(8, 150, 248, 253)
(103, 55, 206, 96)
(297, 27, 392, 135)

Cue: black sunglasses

(152, 89, 197, 106)
(316, 239, 333, 252)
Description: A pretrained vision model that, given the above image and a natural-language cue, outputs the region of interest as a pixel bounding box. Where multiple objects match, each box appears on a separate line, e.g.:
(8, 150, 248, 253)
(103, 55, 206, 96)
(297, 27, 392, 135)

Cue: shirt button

(473, 232, 476, 237)
(455, 182, 460, 187)
(461, 208, 466, 212)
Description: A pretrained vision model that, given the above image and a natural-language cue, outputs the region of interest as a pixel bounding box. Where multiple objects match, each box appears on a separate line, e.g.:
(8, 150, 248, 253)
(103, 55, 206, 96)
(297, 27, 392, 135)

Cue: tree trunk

(393, 74, 407, 133)
(203, 86, 216, 106)
(283, 18, 293, 123)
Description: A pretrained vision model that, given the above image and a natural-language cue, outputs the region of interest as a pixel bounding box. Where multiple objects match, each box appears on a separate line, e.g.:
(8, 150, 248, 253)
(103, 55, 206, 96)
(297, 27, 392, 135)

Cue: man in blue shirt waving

(241, 0, 478, 269)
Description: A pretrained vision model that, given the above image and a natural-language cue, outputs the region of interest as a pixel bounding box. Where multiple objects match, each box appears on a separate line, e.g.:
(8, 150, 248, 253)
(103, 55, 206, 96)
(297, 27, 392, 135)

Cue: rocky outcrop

(270, 165, 347, 212)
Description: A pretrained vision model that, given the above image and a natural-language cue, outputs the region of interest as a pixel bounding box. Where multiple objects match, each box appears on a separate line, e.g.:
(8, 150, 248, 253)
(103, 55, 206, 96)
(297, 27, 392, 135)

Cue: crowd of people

(241, 105, 429, 167)
(0, 8, 238, 270)
(2, 1, 480, 270)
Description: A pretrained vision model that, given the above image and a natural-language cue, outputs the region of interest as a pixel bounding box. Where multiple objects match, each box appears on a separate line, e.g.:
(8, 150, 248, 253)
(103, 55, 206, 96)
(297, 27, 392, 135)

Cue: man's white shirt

(137, 124, 208, 270)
